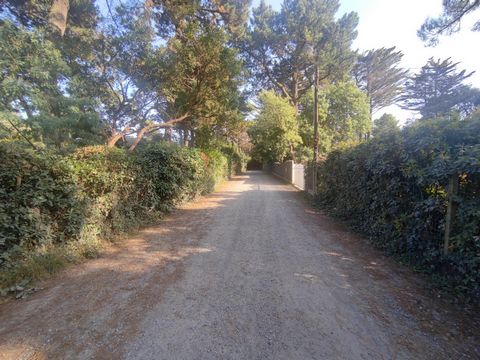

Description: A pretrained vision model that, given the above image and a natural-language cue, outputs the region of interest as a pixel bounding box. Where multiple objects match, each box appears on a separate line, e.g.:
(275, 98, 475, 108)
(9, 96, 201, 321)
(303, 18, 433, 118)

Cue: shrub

(0, 141, 229, 288)
(314, 115, 480, 299)
(0, 142, 84, 265)
(220, 144, 248, 176)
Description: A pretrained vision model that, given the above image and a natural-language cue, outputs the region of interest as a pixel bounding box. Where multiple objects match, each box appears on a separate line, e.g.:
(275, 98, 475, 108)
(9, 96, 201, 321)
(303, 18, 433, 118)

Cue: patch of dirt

(300, 196, 480, 357)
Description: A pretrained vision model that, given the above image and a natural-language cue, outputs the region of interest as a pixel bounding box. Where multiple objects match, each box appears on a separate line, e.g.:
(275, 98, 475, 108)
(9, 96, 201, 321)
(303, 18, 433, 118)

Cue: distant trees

(244, 0, 363, 161)
(242, 0, 358, 111)
(418, 0, 480, 46)
(248, 91, 302, 163)
(400, 57, 477, 118)
(323, 82, 371, 144)
(353, 47, 408, 117)
(372, 114, 399, 137)
(297, 82, 370, 154)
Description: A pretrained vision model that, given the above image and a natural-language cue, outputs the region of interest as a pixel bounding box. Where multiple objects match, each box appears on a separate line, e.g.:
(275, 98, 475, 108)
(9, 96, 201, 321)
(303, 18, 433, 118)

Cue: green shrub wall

(314, 115, 480, 298)
(0, 142, 230, 271)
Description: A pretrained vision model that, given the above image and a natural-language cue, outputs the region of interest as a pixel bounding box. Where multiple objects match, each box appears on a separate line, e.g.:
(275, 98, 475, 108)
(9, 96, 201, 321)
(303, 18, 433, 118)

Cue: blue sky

(252, 0, 480, 122)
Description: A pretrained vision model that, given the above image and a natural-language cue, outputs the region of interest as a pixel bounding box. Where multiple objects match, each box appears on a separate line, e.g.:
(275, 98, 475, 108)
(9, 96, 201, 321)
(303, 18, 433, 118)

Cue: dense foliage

(0, 141, 237, 282)
(248, 91, 302, 163)
(314, 114, 480, 298)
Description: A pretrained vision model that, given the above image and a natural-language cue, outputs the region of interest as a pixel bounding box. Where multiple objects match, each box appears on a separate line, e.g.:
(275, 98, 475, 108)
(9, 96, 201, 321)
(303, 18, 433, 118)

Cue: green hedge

(0, 142, 229, 275)
(315, 115, 480, 299)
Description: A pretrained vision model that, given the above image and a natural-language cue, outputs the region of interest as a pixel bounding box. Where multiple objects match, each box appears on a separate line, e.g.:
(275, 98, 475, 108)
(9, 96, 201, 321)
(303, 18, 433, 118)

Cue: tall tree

(400, 57, 475, 118)
(243, 0, 358, 111)
(0, 20, 101, 148)
(353, 47, 408, 118)
(135, 23, 245, 149)
(131, 0, 248, 149)
(418, 0, 480, 46)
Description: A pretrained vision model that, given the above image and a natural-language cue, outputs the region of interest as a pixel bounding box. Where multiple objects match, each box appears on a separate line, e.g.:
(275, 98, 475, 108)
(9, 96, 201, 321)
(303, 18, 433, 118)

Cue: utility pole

(313, 66, 319, 162)
(312, 65, 319, 194)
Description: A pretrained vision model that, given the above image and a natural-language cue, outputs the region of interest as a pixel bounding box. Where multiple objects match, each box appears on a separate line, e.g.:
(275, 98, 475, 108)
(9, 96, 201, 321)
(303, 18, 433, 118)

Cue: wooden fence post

(444, 174, 459, 255)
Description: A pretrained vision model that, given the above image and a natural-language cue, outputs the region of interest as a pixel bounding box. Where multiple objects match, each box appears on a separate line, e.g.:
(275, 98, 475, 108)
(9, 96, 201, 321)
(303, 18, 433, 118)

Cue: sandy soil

(0, 171, 478, 360)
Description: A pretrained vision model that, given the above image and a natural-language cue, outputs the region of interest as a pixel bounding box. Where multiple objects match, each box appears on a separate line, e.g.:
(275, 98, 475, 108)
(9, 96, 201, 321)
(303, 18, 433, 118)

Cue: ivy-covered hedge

(0, 142, 231, 277)
(315, 115, 480, 299)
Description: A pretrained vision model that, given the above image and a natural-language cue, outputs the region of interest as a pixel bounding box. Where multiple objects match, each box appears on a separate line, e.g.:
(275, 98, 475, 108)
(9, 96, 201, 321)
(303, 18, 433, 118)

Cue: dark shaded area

(246, 159, 263, 170)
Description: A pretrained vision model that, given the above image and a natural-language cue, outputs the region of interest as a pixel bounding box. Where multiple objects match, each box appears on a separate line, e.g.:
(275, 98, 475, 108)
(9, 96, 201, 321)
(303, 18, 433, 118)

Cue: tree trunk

(107, 132, 124, 147)
(165, 127, 172, 142)
(49, 0, 69, 36)
(289, 144, 295, 162)
(183, 129, 189, 147)
(128, 126, 151, 151)
(189, 130, 195, 148)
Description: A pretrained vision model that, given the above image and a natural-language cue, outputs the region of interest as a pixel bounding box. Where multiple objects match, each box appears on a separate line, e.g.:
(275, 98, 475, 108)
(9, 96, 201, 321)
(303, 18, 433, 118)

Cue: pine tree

(400, 57, 475, 118)
(353, 47, 408, 118)
(418, 0, 480, 46)
(242, 0, 358, 111)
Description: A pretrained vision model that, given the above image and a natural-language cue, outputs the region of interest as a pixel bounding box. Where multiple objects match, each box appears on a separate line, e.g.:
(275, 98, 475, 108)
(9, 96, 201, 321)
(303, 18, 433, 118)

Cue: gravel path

(0, 171, 479, 359)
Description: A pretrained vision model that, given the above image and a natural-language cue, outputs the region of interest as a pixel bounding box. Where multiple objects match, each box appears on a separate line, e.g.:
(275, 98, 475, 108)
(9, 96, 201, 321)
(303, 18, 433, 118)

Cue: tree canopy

(418, 0, 480, 46)
(248, 91, 301, 163)
(0, 0, 479, 164)
(353, 47, 408, 117)
(242, 0, 358, 110)
(400, 57, 476, 118)
(372, 113, 399, 137)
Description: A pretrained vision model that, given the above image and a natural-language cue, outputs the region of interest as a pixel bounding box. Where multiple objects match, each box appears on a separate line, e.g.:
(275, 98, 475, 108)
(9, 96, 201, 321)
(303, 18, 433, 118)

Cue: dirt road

(0, 172, 479, 359)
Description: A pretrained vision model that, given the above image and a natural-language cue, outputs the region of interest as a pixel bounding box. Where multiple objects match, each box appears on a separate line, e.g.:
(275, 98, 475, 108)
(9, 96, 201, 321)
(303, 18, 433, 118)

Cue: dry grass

(0, 237, 105, 291)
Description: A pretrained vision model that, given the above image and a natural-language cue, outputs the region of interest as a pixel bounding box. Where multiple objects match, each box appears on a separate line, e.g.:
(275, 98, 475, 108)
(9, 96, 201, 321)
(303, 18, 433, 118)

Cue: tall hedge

(0, 142, 230, 270)
(315, 115, 480, 298)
